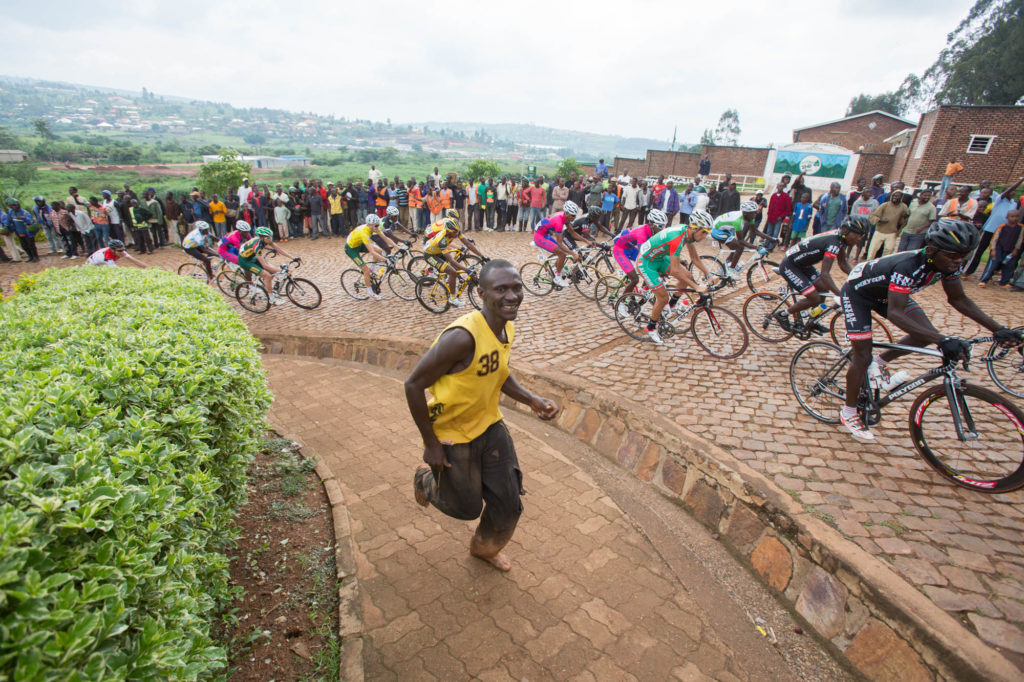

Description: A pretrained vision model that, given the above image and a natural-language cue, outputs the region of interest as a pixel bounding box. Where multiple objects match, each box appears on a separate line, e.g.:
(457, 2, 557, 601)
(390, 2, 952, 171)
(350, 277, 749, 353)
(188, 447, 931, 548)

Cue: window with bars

(967, 135, 995, 154)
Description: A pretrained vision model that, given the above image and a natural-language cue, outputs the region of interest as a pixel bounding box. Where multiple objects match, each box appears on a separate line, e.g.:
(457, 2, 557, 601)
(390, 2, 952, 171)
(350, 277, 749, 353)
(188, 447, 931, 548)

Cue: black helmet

(587, 207, 604, 218)
(925, 219, 979, 255)
(842, 215, 871, 235)
(108, 239, 125, 249)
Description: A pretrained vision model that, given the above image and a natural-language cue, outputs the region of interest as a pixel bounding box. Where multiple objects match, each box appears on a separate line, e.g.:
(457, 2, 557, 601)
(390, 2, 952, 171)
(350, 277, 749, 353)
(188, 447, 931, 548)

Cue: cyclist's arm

(942, 278, 1005, 334)
(378, 232, 397, 249)
(391, 221, 415, 237)
(270, 242, 296, 261)
(366, 242, 387, 260)
(736, 225, 773, 249)
(457, 235, 484, 258)
(816, 257, 843, 297)
(686, 241, 710, 276)
(835, 245, 854, 275)
(564, 223, 596, 245)
(121, 252, 148, 269)
(442, 250, 467, 272)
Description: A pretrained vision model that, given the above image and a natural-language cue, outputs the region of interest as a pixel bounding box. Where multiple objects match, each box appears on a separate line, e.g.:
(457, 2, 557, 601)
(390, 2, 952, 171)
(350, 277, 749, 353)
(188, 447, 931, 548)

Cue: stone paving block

(661, 455, 687, 495)
(750, 536, 793, 592)
(682, 478, 725, 529)
(795, 566, 848, 640)
(843, 619, 931, 682)
(968, 614, 1024, 655)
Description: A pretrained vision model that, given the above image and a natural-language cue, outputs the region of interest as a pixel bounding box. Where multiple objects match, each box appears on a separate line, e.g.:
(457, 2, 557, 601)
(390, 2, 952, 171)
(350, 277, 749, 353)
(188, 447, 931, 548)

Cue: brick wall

(793, 113, 913, 154)
(701, 145, 770, 177)
(907, 106, 1024, 187)
(578, 164, 596, 177)
(852, 153, 896, 185)
(612, 156, 647, 178)
(895, 110, 936, 185)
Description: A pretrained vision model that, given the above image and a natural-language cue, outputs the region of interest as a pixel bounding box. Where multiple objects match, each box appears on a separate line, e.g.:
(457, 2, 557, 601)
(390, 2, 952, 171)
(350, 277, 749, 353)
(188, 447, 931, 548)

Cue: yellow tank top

(427, 311, 514, 444)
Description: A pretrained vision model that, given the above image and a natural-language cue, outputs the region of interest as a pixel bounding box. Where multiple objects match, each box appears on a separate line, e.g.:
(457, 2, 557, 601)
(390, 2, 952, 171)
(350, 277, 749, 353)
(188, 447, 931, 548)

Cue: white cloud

(5, 0, 975, 148)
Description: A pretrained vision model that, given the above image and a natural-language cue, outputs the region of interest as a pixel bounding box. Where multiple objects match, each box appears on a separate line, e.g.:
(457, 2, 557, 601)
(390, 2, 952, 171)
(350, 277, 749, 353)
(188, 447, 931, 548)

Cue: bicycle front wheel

(790, 341, 847, 423)
(285, 277, 322, 309)
(467, 280, 481, 310)
(986, 326, 1024, 398)
(415, 276, 451, 313)
(235, 281, 270, 313)
(690, 305, 748, 359)
(742, 292, 794, 343)
(614, 293, 653, 341)
(572, 264, 602, 300)
(387, 268, 417, 301)
(910, 383, 1024, 493)
(747, 259, 782, 294)
(340, 269, 370, 300)
(177, 262, 208, 282)
(519, 261, 555, 296)
(216, 268, 243, 296)
(406, 255, 436, 282)
(689, 256, 728, 292)
(828, 310, 895, 345)
(595, 274, 627, 320)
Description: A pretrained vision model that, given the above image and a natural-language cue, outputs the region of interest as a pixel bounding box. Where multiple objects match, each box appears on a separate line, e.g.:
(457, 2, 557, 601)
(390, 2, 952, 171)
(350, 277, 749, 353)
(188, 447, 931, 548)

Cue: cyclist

(774, 215, 870, 332)
(237, 226, 299, 306)
(635, 222, 710, 344)
(612, 208, 667, 305)
(570, 206, 616, 241)
(182, 220, 219, 282)
(533, 200, 595, 287)
(838, 219, 1023, 440)
(424, 209, 487, 262)
(423, 217, 479, 308)
(710, 201, 776, 274)
(85, 239, 147, 268)
(377, 205, 416, 254)
(346, 213, 395, 301)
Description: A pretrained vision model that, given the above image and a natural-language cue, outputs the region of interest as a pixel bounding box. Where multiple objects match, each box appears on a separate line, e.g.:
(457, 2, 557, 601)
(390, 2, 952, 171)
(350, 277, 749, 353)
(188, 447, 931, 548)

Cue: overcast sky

(6, 0, 975, 147)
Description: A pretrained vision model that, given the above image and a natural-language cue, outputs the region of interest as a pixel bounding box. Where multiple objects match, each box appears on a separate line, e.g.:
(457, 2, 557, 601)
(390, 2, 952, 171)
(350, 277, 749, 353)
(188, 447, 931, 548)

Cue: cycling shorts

(778, 259, 819, 296)
(612, 244, 636, 274)
(345, 244, 367, 267)
(236, 254, 263, 275)
(425, 253, 450, 273)
(638, 256, 670, 289)
(185, 245, 215, 262)
(841, 285, 920, 342)
(218, 245, 239, 265)
(534, 232, 559, 253)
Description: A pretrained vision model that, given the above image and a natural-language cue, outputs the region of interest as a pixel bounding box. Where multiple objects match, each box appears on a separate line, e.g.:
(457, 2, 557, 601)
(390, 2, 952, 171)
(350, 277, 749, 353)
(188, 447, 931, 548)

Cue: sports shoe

(617, 302, 629, 318)
(773, 311, 792, 332)
(647, 328, 664, 345)
(69, 255, 77, 259)
(840, 408, 874, 440)
(61, 255, 69, 259)
(553, 275, 569, 288)
(370, 292, 382, 301)
(450, 298, 465, 307)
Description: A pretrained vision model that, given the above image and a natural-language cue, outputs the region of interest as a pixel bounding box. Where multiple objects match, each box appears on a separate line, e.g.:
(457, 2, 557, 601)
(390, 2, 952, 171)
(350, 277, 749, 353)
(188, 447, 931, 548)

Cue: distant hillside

(0, 75, 680, 161)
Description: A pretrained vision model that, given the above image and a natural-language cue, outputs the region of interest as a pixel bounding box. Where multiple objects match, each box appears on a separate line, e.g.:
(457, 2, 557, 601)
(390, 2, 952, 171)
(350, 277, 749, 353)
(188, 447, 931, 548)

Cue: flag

(670, 125, 677, 151)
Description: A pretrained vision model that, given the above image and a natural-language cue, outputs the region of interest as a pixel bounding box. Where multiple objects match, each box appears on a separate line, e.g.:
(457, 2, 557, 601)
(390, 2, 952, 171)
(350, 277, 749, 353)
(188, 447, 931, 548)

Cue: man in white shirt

(617, 172, 631, 185)
(368, 165, 383, 183)
(238, 178, 253, 208)
(618, 178, 640, 229)
(465, 179, 478, 231)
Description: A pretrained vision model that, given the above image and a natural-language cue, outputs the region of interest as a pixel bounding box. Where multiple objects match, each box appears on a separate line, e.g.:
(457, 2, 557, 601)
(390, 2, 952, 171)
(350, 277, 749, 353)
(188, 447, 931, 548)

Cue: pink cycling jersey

(218, 230, 245, 263)
(534, 212, 569, 238)
(612, 224, 653, 273)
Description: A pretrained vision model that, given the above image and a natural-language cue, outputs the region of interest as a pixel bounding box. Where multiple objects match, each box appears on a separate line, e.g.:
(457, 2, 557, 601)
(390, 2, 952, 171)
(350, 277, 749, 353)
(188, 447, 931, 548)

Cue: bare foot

(472, 550, 511, 572)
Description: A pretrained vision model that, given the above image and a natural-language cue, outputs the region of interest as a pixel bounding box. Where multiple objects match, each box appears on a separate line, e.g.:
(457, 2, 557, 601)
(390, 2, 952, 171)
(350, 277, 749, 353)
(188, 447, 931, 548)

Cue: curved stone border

(267, 423, 365, 682)
(256, 329, 1020, 682)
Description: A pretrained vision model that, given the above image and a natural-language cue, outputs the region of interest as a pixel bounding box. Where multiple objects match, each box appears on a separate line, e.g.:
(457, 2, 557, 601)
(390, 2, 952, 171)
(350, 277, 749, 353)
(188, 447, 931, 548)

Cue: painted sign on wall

(773, 150, 850, 179)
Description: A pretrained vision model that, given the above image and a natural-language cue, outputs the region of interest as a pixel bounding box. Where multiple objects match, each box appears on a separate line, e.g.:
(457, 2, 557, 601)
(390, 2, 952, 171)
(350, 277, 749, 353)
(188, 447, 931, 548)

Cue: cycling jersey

(846, 249, 960, 303)
(714, 211, 746, 233)
(423, 220, 448, 241)
(86, 247, 122, 266)
(535, 212, 569, 238)
(238, 237, 265, 259)
(638, 225, 688, 262)
(784, 230, 843, 268)
(613, 225, 652, 273)
(424, 229, 452, 255)
(182, 227, 212, 249)
(346, 225, 376, 249)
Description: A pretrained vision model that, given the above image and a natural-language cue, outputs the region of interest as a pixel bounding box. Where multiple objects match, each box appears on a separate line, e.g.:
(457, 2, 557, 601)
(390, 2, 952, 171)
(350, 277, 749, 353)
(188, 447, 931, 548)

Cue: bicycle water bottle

(809, 303, 829, 319)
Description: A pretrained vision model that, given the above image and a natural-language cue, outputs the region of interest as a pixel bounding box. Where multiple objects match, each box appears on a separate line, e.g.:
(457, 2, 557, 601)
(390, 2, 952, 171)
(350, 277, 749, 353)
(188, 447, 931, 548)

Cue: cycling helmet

(235, 221, 252, 233)
(365, 214, 381, 226)
(386, 206, 399, 217)
(689, 209, 713, 231)
(646, 208, 668, 226)
(842, 215, 871, 235)
(562, 200, 581, 217)
(444, 208, 460, 220)
(193, 220, 211, 231)
(254, 226, 273, 237)
(586, 207, 604, 219)
(740, 200, 759, 213)
(443, 218, 460, 234)
(925, 219, 979, 255)
(108, 239, 125, 250)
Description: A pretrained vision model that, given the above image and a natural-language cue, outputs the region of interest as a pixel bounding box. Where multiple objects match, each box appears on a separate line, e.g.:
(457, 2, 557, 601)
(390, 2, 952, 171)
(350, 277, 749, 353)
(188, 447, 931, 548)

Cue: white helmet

(562, 200, 581, 216)
(235, 220, 251, 232)
(194, 220, 211, 231)
(689, 209, 713, 230)
(740, 200, 759, 213)
(646, 209, 668, 227)
(386, 205, 399, 217)
(365, 214, 381, 226)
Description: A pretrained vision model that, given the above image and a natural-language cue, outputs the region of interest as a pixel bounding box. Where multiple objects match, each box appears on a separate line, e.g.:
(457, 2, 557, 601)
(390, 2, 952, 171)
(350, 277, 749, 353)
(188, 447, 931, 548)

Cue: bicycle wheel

(339, 269, 370, 300)
(746, 259, 782, 294)
(387, 268, 417, 301)
(688, 256, 729, 292)
(467, 280, 481, 310)
(216, 268, 243, 296)
(459, 254, 484, 270)
(986, 327, 1024, 398)
(827, 310, 895, 345)
(592, 254, 616, 275)
(414, 276, 451, 313)
(285, 277, 322, 309)
(689, 305, 748, 359)
(742, 292, 794, 343)
(572, 264, 602, 300)
(235, 281, 270, 313)
(177, 261, 208, 282)
(614, 292, 653, 341)
(595, 274, 628, 320)
(910, 383, 1024, 493)
(519, 261, 556, 296)
(406, 255, 437, 282)
(790, 341, 847, 423)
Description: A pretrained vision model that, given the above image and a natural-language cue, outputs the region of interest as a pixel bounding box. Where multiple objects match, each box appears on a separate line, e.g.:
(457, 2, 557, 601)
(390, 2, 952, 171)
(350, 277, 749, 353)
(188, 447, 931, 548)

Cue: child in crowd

(788, 193, 813, 248)
(273, 200, 291, 242)
(979, 209, 1023, 289)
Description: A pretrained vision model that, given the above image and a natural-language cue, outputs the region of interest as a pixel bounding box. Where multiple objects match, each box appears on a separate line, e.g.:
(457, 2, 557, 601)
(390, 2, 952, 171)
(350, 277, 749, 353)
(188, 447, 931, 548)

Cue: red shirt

(767, 191, 793, 223)
(529, 187, 545, 208)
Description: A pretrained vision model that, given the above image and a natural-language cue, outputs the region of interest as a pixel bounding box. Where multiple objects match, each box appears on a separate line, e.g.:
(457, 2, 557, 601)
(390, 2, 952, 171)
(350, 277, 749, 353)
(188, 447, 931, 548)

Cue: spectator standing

(407, 180, 424, 233)
(288, 190, 305, 238)
(600, 185, 619, 231)
(978, 209, 1023, 288)
(965, 176, 1024, 278)
(595, 159, 609, 178)
(453, 182, 467, 226)
(517, 182, 531, 231)
(88, 196, 110, 248)
(344, 183, 360, 231)
(31, 196, 58, 256)
(706, 186, 721, 218)
(128, 199, 154, 253)
(869, 174, 885, 200)
(816, 182, 848, 233)
(720, 182, 741, 215)
(850, 189, 879, 217)
(551, 178, 569, 215)
(495, 178, 511, 230)
(619, 178, 640, 228)
(51, 201, 76, 259)
(847, 178, 867, 211)
(368, 165, 383, 184)
(717, 173, 733, 193)
(656, 180, 680, 226)
(307, 188, 328, 239)
(528, 179, 545, 230)
(164, 192, 184, 244)
(328, 185, 346, 236)
(866, 191, 909, 260)
(238, 178, 253, 208)
(939, 160, 963, 199)
(938, 185, 977, 220)
(898, 190, 936, 252)
(73, 200, 96, 253)
(698, 155, 711, 177)
(764, 183, 793, 242)
(224, 191, 239, 233)
(208, 194, 227, 238)
(476, 178, 488, 230)
(102, 190, 122, 242)
(787, 193, 814, 248)
(483, 180, 496, 230)
(145, 190, 165, 248)
(637, 181, 652, 225)
(568, 180, 585, 212)
(465, 177, 478, 231)
(396, 181, 409, 229)
(586, 177, 603, 209)
(505, 179, 519, 229)
(2, 199, 39, 262)
(426, 187, 443, 226)
(274, 200, 291, 241)
(65, 186, 88, 216)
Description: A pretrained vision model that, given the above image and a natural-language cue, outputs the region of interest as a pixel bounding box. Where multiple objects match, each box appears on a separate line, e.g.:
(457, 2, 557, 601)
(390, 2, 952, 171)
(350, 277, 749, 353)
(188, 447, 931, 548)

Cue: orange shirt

(409, 187, 424, 209)
(439, 188, 452, 209)
(944, 162, 964, 177)
(425, 194, 443, 214)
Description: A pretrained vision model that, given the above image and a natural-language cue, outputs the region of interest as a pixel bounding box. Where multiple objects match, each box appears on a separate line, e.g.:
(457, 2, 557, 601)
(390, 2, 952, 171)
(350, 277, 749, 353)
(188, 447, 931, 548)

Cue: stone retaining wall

(255, 329, 1019, 682)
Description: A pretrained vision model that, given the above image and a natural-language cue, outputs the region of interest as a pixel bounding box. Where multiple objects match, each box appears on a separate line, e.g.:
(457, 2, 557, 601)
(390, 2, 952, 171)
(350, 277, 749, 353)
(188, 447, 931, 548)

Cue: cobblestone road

(8, 229, 1024, 658)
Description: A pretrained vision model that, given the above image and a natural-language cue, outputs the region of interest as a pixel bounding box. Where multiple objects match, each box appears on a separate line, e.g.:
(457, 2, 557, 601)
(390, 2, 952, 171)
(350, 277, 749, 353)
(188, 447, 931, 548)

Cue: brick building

(608, 144, 769, 180)
(893, 105, 1024, 187)
(792, 110, 917, 154)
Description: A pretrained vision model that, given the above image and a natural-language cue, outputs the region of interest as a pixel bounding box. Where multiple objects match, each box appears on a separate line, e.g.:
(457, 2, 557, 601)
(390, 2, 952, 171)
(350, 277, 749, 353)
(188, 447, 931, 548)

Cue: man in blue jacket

(817, 182, 848, 232)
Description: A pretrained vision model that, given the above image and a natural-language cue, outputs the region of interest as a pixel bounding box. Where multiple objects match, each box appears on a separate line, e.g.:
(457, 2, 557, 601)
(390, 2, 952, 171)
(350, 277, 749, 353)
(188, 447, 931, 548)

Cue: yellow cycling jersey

(427, 311, 514, 444)
(346, 224, 376, 249)
(423, 229, 451, 255)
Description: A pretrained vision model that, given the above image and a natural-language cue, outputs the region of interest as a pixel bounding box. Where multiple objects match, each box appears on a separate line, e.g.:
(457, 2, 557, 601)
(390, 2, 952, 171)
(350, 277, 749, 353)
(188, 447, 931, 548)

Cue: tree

(243, 133, 266, 146)
(846, 92, 903, 116)
(196, 151, 251, 197)
(555, 157, 582, 179)
(712, 110, 741, 146)
(32, 118, 55, 140)
(699, 129, 715, 145)
(466, 159, 502, 180)
(0, 126, 21, 149)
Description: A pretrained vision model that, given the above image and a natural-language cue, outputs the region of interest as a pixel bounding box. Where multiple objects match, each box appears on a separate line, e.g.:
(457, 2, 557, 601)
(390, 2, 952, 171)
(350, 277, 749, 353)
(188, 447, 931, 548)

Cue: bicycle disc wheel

(235, 281, 270, 313)
(690, 305, 748, 359)
(910, 383, 1024, 493)
(614, 292, 653, 341)
(572, 264, 602, 300)
(285, 277, 322, 309)
(519, 261, 555, 296)
(177, 262, 208, 282)
(688, 256, 728, 292)
(742, 292, 794, 343)
(987, 326, 1024, 398)
(828, 310, 895, 345)
(747, 259, 782, 294)
(387, 268, 417, 301)
(339, 269, 370, 300)
(414, 276, 451, 313)
(595, 274, 627, 320)
(789, 341, 847, 423)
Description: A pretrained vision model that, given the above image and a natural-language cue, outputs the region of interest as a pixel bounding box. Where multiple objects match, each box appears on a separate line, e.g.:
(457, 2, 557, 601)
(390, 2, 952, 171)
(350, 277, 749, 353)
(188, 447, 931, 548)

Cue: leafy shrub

(0, 266, 271, 679)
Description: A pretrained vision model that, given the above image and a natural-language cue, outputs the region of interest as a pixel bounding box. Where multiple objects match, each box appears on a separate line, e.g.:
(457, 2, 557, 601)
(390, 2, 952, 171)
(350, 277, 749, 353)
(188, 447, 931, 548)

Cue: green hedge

(0, 267, 271, 679)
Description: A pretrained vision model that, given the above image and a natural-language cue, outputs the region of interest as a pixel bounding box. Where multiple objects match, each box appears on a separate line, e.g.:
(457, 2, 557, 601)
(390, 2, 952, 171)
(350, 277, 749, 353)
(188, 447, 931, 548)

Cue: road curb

(256, 328, 1020, 682)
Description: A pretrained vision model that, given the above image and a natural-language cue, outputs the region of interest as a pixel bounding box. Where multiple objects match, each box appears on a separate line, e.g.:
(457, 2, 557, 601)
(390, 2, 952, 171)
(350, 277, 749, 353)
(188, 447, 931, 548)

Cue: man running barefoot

(404, 259, 559, 571)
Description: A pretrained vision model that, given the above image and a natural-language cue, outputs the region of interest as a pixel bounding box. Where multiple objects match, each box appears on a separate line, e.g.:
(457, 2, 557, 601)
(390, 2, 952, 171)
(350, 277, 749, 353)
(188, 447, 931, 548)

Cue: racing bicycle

(235, 259, 322, 312)
(340, 254, 416, 301)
